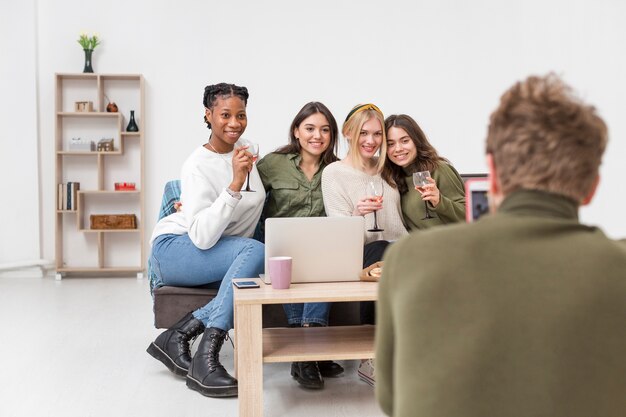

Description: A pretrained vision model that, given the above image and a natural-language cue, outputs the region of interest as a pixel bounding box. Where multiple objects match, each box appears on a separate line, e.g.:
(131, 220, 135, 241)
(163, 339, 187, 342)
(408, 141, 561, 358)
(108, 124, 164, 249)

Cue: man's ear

(486, 153, 505, 212)
(581, 175, 600, 206)
(486, 153, 499, 195)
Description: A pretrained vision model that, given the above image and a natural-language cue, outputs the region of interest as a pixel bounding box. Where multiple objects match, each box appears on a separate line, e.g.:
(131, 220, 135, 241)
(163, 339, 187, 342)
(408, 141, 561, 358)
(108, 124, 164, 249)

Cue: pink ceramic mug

(269, 256, 292, 289)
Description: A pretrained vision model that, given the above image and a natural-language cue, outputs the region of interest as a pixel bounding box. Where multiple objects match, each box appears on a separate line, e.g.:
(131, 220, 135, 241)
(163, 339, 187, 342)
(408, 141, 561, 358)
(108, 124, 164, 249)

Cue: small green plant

(77, 32, 100, 50)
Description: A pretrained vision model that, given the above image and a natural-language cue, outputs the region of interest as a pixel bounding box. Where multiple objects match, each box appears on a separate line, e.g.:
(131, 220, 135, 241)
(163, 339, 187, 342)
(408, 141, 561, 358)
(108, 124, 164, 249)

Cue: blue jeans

(150, 233, 264, 331)
(283, 303, 330, 326)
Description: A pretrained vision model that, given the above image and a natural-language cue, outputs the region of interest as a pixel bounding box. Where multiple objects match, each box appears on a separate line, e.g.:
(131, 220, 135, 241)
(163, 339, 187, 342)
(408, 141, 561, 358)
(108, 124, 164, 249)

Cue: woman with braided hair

(147, 82, 265, 398)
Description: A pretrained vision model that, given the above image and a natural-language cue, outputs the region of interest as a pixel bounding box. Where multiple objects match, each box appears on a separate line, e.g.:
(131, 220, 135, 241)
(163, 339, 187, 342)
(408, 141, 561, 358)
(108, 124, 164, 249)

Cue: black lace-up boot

(186, 327, 238, 397)
(317, 360, 345, 377)
(291, 361, 324, 389)
(290, 323, 324, 389)
(147, 312, 205, 376)
(307, 323, 344, 378)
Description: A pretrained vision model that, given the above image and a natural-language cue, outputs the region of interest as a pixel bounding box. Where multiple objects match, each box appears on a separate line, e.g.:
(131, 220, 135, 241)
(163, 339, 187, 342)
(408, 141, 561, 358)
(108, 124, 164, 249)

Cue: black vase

(83, 49, 94, 73)
(126, 110, 139, 132)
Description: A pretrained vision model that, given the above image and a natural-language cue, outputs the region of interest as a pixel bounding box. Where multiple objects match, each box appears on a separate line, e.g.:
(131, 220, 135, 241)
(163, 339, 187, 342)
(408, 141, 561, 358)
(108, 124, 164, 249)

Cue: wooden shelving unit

(54, 73, 145, 279)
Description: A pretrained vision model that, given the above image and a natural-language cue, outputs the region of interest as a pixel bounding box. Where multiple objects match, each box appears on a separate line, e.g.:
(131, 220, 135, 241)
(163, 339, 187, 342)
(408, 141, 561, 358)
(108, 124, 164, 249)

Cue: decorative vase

(83, 49, 94, 73)
(126, 110, 139, 132)
(106, 102, 118, 113)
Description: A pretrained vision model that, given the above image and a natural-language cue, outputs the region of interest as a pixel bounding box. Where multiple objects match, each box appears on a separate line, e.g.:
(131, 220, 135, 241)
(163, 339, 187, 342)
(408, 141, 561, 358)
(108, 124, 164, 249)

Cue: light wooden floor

(0, 275, 384, 417)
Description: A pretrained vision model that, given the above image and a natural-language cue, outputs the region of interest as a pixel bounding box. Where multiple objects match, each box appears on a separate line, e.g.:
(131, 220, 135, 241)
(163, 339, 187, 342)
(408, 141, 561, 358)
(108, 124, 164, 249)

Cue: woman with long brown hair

(382, 114, 465, 229)
(257, 101, 343, 390)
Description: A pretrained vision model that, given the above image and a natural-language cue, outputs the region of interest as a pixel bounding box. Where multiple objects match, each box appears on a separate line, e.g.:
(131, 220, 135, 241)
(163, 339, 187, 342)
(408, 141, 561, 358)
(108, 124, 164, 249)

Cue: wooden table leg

(236, 303, 263, 417)
(233, 302, 237, 378)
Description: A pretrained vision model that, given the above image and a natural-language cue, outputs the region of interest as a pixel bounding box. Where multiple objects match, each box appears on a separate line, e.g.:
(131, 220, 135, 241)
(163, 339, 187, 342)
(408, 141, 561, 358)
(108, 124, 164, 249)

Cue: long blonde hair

(342, 104, 386, 174)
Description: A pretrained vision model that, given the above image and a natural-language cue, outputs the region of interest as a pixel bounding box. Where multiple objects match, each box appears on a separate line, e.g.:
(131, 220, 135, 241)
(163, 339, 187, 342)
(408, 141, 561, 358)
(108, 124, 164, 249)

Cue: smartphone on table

(233, 280, 261, 289)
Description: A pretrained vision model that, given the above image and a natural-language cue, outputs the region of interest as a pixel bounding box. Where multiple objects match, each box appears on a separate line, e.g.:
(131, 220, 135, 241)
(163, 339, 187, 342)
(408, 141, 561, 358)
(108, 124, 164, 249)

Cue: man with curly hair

(376, 74, 626, 417)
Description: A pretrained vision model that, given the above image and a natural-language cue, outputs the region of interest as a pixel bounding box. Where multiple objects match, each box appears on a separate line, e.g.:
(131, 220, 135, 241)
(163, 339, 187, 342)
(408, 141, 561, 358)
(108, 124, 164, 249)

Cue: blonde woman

(321, 103, 408, 386)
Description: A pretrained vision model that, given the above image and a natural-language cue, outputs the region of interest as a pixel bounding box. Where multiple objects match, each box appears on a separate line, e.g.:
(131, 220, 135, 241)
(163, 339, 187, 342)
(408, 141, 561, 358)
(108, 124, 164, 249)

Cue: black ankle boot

(186, 327, 238, 397)
(291, 361, 324, 389)
(289, 322, 324, 389)
(307, 323, 344, 378)
(147, 312, 204, 376)
(318, 360, 344, 378)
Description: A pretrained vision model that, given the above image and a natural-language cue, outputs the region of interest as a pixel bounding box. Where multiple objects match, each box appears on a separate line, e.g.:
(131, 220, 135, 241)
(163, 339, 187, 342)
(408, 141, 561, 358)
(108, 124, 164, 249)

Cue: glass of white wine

(412, 171, 434, 220)
(367, 180, 384, 232)
(243, 143, 259, 192)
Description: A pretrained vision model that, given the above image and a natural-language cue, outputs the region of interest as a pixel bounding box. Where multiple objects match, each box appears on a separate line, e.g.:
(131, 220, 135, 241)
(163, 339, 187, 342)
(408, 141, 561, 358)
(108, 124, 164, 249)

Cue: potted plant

(77, 32, 101, 73)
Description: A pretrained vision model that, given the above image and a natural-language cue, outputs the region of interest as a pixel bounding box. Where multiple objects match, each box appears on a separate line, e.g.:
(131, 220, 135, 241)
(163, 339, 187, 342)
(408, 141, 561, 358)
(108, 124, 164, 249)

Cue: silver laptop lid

(264, 217, 365, 284)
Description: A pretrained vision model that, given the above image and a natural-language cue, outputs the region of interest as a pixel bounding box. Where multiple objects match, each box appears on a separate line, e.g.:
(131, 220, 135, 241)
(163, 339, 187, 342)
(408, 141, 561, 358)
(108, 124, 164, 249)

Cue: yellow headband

(344, 103, 383, 122)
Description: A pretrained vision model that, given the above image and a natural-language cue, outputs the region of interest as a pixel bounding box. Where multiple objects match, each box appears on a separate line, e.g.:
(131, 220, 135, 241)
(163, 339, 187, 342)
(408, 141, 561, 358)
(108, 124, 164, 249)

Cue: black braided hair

(203, 83, 249, 129)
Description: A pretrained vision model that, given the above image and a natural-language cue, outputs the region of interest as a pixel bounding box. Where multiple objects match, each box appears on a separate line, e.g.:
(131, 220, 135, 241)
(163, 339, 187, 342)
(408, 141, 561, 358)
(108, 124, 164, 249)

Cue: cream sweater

(150, 142, 265, 250)
(321, 161, 408, 244)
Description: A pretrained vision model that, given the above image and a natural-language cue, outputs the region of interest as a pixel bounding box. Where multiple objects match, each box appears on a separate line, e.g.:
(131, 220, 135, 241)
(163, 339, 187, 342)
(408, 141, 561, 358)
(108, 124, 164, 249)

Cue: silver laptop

(263, 217, 365, 284)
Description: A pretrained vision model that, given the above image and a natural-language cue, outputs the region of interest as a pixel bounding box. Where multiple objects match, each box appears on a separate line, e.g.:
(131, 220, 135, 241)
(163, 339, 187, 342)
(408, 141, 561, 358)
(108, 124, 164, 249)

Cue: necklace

(205, 138, 233, 164)
(206, 138, 232, 154)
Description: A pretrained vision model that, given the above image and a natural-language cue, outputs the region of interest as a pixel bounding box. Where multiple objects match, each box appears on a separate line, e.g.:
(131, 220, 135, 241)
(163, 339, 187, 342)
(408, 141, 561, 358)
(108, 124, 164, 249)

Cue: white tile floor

(0, 275, 385, 417)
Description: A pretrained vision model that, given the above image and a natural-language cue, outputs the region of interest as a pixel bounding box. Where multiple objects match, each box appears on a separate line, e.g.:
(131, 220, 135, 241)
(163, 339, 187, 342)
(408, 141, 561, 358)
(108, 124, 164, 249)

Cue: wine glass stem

(245, 173, 251, 191)
(373, 210, 379, 229)
(424, 201, 430, 216)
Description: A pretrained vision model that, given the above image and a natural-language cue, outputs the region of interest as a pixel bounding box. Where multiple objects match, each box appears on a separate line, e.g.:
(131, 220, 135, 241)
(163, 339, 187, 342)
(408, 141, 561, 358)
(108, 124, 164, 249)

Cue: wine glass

(413, 171, 435, 220)
(243, 143, 259, 192)
(367, 180, 384, 232)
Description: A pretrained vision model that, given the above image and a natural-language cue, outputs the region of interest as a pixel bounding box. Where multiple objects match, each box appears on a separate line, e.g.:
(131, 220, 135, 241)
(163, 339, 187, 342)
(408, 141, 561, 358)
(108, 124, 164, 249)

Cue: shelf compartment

(100, 74, 143, 81)
(262, 326, 375, 363)
(79, 228, 141, 233)
(57, 112, 121, 118)
(57, 151, 123, 156)
(79, 190, 140, 194)
(56, 73, 98, 80)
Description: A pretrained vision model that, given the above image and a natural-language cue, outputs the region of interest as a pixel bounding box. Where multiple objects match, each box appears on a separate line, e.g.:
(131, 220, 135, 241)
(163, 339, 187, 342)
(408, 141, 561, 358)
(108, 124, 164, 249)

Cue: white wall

(0, 0, 41, 266)
(6, 0, 626, 268)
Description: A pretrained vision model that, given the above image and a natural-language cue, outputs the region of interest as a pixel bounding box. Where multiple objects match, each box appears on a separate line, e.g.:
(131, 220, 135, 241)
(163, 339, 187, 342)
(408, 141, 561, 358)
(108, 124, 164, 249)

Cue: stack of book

(57, 182, 80, 211)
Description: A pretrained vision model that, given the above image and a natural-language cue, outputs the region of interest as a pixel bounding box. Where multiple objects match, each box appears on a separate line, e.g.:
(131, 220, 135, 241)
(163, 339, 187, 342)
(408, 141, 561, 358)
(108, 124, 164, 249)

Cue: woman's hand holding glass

(413, 171, 436, 220)
(243, 143, 259, 192)
(230, 145, 253, 192)
(364, 180, 385, 232)
(416, 176, 440, 207)
(352, 195, 383, 217)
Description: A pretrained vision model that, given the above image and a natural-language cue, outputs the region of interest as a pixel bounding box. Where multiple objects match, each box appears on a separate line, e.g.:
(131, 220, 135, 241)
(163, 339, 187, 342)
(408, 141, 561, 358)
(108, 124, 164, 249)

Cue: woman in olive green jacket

(256, 101, 343, 390)
(382, 114, 465, 230)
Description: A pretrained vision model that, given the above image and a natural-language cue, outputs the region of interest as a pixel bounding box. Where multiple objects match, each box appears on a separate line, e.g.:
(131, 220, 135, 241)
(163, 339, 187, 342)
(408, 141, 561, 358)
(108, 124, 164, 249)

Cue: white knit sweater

(321, 161, 408, 244)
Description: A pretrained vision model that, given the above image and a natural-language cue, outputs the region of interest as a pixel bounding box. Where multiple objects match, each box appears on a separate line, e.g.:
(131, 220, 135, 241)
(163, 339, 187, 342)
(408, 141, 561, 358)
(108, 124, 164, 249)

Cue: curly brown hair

(486, 73, 608, 202)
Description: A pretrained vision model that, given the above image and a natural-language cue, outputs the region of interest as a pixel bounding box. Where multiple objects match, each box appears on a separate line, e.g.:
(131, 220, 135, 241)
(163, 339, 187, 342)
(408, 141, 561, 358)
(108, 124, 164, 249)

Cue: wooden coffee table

(233, 278, 378, 417)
